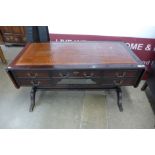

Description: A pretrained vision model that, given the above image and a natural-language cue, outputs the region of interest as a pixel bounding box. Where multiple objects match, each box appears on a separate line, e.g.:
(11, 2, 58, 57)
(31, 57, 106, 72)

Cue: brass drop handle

(27, 73, 38, 78)
(27, 73, 31, 77)
(116, 72, 126, 78)
(31, 80, 40, 86)
(73, 71, 79, 75)
(59, 72, 69, 78)
(83, 72, 94, 77)
(114, 80, 123, 85)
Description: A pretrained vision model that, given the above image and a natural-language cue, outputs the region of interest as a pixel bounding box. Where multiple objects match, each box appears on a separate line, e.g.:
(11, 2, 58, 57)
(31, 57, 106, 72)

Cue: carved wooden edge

(7, 64, 144, 70)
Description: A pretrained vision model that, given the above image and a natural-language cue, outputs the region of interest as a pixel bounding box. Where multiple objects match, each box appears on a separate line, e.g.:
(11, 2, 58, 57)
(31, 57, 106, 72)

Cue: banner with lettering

(50, 33, 155, 80)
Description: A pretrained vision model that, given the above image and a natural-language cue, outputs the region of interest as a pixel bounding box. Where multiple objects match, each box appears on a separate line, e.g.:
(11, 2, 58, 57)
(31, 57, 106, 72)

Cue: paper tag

(137, 65, 145, 68)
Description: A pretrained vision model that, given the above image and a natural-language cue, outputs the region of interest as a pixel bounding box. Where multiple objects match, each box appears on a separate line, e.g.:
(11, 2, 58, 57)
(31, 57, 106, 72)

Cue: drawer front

(103, 70, 138, 78)
(17, 79, 60, 87)
(93, 78, 136, 86)
(13, 69, 139, 79)
(13, 71, 49, 78)
(48, 70, 138, 78)
(51, 70, 100, 78)
(3, 35, 14, 43)
(13, 70, 101, 78)
(51, 70, 138, 78)
(16, 78, 136, 87)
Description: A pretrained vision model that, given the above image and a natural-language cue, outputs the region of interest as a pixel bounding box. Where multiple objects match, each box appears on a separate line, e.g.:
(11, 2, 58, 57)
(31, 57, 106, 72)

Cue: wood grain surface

(14, 42, 137, 66)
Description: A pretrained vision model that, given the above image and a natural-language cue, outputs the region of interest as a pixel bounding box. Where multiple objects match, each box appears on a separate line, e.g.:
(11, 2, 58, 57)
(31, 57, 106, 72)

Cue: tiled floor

(0, 45, 154, 128)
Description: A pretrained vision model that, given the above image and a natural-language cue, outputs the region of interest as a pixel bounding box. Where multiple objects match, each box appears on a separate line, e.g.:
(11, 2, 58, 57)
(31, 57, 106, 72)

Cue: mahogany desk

(6, 41, 145, 112)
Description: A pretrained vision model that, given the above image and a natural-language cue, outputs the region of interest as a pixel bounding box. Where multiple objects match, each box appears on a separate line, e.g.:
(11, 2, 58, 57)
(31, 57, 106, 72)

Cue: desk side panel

(134, 68, 145, 87)
(6, 69, 20, 89)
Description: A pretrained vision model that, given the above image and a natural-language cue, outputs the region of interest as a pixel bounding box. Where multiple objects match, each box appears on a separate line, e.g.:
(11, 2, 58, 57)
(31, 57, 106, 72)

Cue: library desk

(6, 41, 145, 112)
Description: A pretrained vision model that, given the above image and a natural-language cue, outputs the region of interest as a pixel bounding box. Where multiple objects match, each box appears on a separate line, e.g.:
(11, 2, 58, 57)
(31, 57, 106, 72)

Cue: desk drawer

(49, 70, 138, 78)
(93, 78, 136, 86)
(16, 77, 136, 87)
(17, 79, 60, 87)
(13, 69, 138, 79)
(103, 70, 138, 78)
(13, 70, 101, 78)
(13, 70, 49, 78)
(51, 70, 100, 78)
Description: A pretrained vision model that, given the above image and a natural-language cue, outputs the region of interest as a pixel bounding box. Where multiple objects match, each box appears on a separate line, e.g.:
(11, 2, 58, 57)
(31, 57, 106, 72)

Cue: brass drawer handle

(27, 73, 31, 77)
(59, 73, 69, 78)
(73, 71, 79, 75)
(31, 80, 40, 86)
(114, 80, 123, 85)
(116, 72, 126, 78)
(83, 72, 94, 78)
(27, 73, 38, 78)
